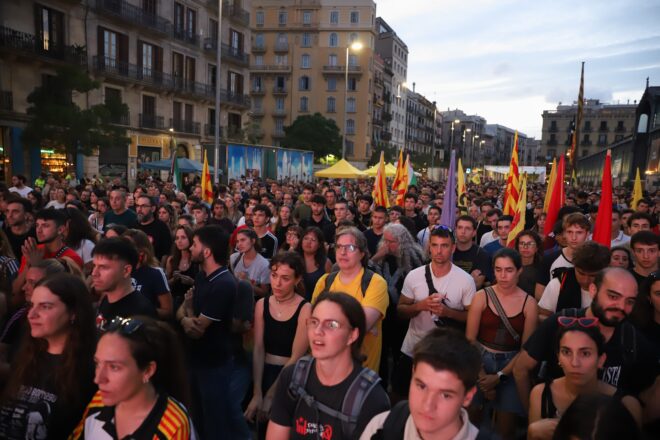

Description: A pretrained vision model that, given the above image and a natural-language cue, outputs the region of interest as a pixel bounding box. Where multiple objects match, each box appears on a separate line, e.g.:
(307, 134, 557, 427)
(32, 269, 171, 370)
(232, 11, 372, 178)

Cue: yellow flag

(631, 168, 643, 210)
(372, 151, 390, 208)
(544, 158, 557, 213)
(507, 174, 527, 246)
(201, 150, 214, 203)
(471, 174, 481, 185)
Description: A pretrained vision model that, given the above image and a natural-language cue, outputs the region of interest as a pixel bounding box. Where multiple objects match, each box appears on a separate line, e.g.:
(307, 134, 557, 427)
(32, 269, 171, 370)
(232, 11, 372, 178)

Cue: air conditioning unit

(204, 41, 214, 50)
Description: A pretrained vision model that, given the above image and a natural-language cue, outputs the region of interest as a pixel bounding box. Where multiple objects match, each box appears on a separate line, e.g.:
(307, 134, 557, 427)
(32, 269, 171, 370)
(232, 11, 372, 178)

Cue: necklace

(273, 294, 296, 318)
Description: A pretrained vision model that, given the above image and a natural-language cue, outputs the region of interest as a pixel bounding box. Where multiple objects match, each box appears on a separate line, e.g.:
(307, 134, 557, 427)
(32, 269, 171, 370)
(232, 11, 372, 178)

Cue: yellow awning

(314, 159, 367, 178)
(365, 163, 397, 177)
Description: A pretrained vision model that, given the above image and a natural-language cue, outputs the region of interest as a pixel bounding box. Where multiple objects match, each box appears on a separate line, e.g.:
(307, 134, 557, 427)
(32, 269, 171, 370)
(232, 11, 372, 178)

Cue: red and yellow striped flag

(201, 150, 214, 204)
(373, 151, 390, 208)
(503, 131, 520, 215)
(392, 149, 408, 207)
(507, 173, 527, 247)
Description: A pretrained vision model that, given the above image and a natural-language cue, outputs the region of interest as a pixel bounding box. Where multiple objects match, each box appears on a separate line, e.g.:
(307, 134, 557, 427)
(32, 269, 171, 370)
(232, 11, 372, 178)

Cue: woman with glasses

(164, 225, 199, 313)
(266, 292, 390, 440)
(245, 252, 311, 437)
(466, 248, 538, 439)
(514, 230, 543, 297)
(280, 225, 303, 253)
(0, 273, 96, 439)
(528, 318, 641, 439)
(71, 316, 197, 439)
(300, 227, 332, 301)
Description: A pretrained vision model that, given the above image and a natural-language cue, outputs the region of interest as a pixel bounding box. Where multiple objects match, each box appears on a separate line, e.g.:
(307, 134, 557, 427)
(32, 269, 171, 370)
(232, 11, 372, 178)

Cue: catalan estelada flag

(507, 173, 527, 247)
(392, 149, 408, 207)
(503, 131, 520, 215)
(373, 151, 390, 208)
(201, 150, 214, 204)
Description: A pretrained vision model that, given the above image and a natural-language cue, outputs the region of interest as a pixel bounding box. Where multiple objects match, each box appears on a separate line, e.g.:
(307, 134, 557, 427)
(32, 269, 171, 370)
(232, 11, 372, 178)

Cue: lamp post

(342, 41, 363, 159)
(450, 118, 460, 151)
(472, 134, 479, 168)
(462, 128, 471, 163)
(431, 102, 437, 181)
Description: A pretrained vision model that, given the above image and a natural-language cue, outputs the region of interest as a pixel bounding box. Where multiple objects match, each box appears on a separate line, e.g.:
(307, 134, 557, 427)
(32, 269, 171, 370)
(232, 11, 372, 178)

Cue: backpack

(322, 268, 375, 297)
(287, 355, 384, 439)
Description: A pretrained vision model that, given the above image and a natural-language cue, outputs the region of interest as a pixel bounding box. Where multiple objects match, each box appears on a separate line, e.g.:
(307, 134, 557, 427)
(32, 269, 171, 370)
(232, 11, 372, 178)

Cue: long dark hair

(170, 225, 194, 270)
(64, 207, 98, 249)
(103, 316, 190, 406)
(301, 227, 327, 269)
(3, 274, 96, 407)
(514, 230, 543, 264)
(312, 292, 366, 362)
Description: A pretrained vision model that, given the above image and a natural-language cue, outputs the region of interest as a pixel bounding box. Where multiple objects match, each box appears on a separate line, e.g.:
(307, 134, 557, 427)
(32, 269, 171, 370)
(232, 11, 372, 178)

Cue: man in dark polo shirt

(178, 225, 250, 440)
(104, 188, 138, 231)
(134, 195, 172, 261)
(92, 238, 157, 329)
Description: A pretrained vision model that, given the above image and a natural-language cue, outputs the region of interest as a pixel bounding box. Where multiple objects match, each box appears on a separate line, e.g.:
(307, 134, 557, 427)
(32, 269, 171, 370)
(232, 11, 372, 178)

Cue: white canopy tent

(483, 166, 546, 183)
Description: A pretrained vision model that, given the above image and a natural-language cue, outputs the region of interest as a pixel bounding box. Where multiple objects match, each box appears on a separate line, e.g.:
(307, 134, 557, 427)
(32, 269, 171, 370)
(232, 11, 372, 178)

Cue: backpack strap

(360, 269, 375, 298)
(288, 355, 315, 402)
(373, 400, 409, 440)
(620, 321, 637, 365)
(424, 263, 438, 296)
(339, 367, 384, 438)
(322, 271, 340, 294)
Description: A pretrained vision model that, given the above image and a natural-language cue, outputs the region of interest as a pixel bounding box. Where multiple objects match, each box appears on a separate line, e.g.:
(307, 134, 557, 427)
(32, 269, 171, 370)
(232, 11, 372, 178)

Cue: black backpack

(287, 355, 384, 439)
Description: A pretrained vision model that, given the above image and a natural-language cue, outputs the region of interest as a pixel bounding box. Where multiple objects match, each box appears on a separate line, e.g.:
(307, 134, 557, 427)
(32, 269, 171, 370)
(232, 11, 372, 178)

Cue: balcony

(221, 44, 249, 66)
(250, 87, 265, 95)
(547, 139, 558, 146)
(272, 129, 286, 138)
(204, 124, 219, 137)
(274, 42, 289, 52)
(0, 91, 13, 111)
(322, 65, 362, 75)
(110, 111, 130, 126)
(173, 29, 199, 47)
(249, 64, 291, 73)
(170, 118, 201, 135)
(381, 131, 392, 141)
(372, 117, 383, 126)
(139, 113, 165, 130)
(91, 0, 171, 36)
(223, 2, 250, 27)
(273, 108, 287, 117)
(0, 26, 86, 65)
(251, 108, 265, 117)
(548, 126, 558, 133)
(273, 86, 287, 95)
(252, 42, 266, 53)
(615, 125, 626, 133)
(581, 140, 592, 146)
(220, 89, 250, 109)
(598, 125, 609, 132)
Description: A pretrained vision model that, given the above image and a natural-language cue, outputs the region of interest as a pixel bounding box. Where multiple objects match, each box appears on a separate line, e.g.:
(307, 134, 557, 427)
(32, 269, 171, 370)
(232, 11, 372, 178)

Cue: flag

(373, 151, 390, 208)
(592, 150, 612, 247)
(569, 62, 585, 165)
(406, 155, 417, 187)
(457, 158, 468, 214)
(507, 174, 527, 247)
(543, 154, 566, 237)
(392, 149, 408, 207)
(201, 150, 214, 204)
(440, 150, 457, 228)
(168, 136, 182, 193)
(471, 173, 481, 185)
(544, 158, 557, 213)
(503, 132, 520, 215)
(631, 168, 643, 210)
(571, 169, 578, 187)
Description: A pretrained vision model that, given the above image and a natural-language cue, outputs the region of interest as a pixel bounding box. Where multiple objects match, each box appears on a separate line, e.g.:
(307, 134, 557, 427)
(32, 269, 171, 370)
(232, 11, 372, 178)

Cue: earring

(143, 377, 149, 384)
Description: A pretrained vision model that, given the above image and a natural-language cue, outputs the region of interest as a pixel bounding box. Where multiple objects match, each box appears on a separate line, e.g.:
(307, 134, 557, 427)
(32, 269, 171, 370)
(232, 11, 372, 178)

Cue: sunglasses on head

(104, 316, 144, 334)
(557, 316, 599, 328)
(433, 225, 454, 234)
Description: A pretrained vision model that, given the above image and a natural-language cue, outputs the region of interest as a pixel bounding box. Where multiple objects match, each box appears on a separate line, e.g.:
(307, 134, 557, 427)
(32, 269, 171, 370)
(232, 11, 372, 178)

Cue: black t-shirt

(523, 309, 658, 395)
(3, 226, 36, 261)
(257, 231, 278, 260)
(453, 245, 492, 282)
(406, 213, 428, 235)
(300, 216, 334, 244)
(270, 361, 390, 440)
(103, 209, 138, 231)
(536, 248, 563, 286)
(136, 219, 172, 261)
(630, 269, 649, 291)
(364, 229, 383, 258)
(96, 291, 158, 329)
(0, 352, 95, 440)
(208, 217, 236, 236)
(518, 264, 539, 297)
(476, 221, 492, 244)
(132, 266, 170, 309)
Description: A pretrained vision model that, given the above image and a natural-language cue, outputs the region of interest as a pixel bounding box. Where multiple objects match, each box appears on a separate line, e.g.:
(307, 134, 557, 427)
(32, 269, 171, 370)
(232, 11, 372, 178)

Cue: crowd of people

(0, 170, 657, 439)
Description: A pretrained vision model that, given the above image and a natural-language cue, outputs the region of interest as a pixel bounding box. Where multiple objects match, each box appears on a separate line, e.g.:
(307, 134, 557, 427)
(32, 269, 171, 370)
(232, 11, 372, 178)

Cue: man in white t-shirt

(393, 226, 476, 399)
(8, 175, 33, 198)
(479, 208, 501, 248)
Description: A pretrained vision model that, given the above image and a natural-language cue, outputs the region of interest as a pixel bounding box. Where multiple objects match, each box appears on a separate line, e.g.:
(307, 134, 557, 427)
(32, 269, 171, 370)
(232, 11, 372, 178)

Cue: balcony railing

(139, 113, 165, 129)
(273, 108, 287, 117)
(110, 112, 130, 126)
(615, 125, 626, 133)
(381, 131, 392, 141)
(272, 129, 286, 138)
(274, 42, 289, 52)
(250, 87, 265, 95)
(322, 65, 362, 74)
(581, 140, 592, 146)
(251, 108, 265, 117)
(598, 125, 609, 132)
(223, 2, 250, 27)
(221, 44, 249, 65)
(92, 0, 171, 35)
(173, 29, 199, 46)
(170, 118, 201, 134)
(252, 42, 266, 52)
(0, 25, 86, 65)
(0, 91, 13, 111)
(273, 86, 287, 95)
(548, 126, 558, 133)
(249, 64, 291, 73)
(220, 89, 250, 108)
(583, 126, 592, 132)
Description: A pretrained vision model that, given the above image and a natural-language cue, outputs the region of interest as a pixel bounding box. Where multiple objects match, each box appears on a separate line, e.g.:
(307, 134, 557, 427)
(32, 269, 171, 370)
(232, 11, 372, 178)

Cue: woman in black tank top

(245, 252, 311, 436)
(300, 227, 332, 301)
(528, 322, 642, 438)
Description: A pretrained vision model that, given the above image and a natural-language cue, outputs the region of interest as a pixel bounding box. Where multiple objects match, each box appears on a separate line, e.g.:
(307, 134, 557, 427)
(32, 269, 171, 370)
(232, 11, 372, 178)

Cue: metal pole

(342, 46, 349, 159)
(430, 104, 436, 181)
(213, 0, 223, 184)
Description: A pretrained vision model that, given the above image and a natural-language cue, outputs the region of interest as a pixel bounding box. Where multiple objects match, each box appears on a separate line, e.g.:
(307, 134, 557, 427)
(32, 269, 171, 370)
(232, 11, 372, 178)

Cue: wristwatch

(496, 371, 508, 383)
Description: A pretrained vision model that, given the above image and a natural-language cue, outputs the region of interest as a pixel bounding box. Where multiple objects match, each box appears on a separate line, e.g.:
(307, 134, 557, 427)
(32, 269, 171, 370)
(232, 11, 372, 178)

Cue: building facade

(404, 86, 435, 156)
(0, 0, 252, 185)
(250, 0, 376, 164)
(540, 99, 637, 162)
(440, 109, 486, 168)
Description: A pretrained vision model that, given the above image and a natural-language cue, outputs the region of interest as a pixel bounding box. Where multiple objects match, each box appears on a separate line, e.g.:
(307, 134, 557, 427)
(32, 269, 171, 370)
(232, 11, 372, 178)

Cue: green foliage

(282, 113, 341, 161)
(22, 65, 130, 157)
(367, 143, 396, 166)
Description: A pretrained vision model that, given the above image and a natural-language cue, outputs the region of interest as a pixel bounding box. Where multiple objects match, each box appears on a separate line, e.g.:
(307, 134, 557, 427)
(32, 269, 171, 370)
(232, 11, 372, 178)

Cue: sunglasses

(104, 316, 144, 334)
(557, 316, 599, 328)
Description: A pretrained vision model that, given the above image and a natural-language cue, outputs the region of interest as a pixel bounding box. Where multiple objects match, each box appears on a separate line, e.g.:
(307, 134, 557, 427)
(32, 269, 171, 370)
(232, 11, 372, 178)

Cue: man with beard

(92, 237, 157, 328)
(513, 267, 657, 411)
(2, 198, 36, 259)
(134, 195, 172, 261)
(300, 194, 333, 243)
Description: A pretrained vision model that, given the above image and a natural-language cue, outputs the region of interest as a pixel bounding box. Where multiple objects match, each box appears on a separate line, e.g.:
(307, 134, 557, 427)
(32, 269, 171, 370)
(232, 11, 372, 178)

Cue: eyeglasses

(335, 243, 358, 253)
(286, 231, 300, 237)
(557, 316, 599, 328)
(302, 236, 318, 242)
(518, 241, 537, 249)
(306, 317, 349, 331)
(104, 316, 144, 334)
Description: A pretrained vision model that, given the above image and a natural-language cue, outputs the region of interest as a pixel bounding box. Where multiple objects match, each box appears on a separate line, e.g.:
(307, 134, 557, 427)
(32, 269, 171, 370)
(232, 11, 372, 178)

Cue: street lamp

(472, 134, 479, 167)
(462, 128, 471, 163)
(450, 119, 460, 150)
(342, 41, 363, 159)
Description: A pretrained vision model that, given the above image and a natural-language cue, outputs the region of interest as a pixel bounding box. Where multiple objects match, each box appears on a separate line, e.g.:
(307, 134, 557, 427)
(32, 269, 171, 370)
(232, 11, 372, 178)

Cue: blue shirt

(483, 239, 504, 257)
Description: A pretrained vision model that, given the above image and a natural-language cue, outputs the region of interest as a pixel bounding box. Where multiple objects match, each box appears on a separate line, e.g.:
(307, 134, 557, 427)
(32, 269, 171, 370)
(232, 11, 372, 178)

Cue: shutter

(237, 73, 243, 95)
(155, 46, 163, 73)
(118, 32, 128, 64)
(137, 40, 143, 67)
(97, 27, 104, 58)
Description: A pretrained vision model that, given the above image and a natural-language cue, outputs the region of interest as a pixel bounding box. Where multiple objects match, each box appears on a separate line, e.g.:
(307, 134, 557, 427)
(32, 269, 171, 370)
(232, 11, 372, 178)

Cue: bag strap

(339, 367, 383, 438)
(288, 355, 314, 401)
(484, 287, 520, 342)
(424, 264, 436, 295)
(360, 269, 375, 298)
(323, 271, 340, 294)
(377, 400, 410, 440)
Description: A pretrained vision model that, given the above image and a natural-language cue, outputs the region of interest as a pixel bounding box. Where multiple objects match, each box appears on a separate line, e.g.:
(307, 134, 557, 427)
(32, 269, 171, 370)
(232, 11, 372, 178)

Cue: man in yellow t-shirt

(312, 227, 389, 372)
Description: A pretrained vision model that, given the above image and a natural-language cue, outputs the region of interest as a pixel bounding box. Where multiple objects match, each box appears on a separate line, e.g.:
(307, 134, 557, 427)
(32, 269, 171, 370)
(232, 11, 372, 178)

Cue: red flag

(543, 154, 566, 237)
(592, 150, 612, 247)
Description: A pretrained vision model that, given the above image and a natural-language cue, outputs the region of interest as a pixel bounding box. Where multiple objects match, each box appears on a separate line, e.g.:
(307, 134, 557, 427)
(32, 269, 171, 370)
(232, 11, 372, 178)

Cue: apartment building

(440, 109, 486, 168)
(0, 0, 251, 184)
(540, 99, 637, 162)
(404, 86, 435, 156)
(250, 0, 377, 164)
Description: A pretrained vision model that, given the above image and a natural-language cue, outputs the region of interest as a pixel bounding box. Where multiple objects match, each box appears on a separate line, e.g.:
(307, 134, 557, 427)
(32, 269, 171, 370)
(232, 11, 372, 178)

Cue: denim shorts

(471, 346, 524, 416)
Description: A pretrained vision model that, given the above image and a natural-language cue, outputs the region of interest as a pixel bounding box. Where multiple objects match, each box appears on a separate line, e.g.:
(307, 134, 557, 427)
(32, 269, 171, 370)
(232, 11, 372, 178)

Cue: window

(303, 11, 312, 25)
(256, 10, 264, 26)
(348, 77, 357, 91)
(230, 29, 244, 53)
(276, 76, 285, 89)
(347, 98, 356, 113)
(348, 54, 357, 66)
(301, 54, 310, 69)
(140, 41, 155, 76)
(349, 33, 358, 43)
(252, 76, 263, 92)
(299, 76, 310, 90)
(254, 33, 264, 49)
(329, 33, 338, 47)
(103, 29, 118, 61)
(300, 96, 309, 112)
(228, 71, 243, 94)
(278, 10, 287, 25)
(598, 134, 607, 145)
(275, 98, 285, 111)
(253, 97, 262, 110)
(36, 4, 64, 51)
(207, 63, 216, 87)
(254, 54, 264, 65)
(350, 11, 359, 24)
(302, 33, 312, 47)
(330, 10, 339, 24)
(345, 140, 354, 157)
(327, 97, 336, 113)
(186, 8, 196, 39)
(328, 54, 337, 66)
(275, 54, 288, 65)
(327, 78, 336, 91)
(275, 119, 284, 132)
(584, 120, 591, 131)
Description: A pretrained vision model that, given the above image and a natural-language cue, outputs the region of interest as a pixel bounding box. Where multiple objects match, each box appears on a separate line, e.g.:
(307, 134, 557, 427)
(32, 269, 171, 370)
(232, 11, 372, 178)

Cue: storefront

(40, 148, 68, 175)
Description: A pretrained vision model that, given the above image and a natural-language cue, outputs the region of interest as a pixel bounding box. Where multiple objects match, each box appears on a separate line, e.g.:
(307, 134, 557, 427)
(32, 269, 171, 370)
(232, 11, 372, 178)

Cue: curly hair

(377, 223, 425, 273)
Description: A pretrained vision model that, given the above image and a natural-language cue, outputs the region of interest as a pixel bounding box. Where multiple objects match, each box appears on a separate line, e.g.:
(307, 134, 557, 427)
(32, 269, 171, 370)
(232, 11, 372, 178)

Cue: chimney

(412, 82, 416, 93)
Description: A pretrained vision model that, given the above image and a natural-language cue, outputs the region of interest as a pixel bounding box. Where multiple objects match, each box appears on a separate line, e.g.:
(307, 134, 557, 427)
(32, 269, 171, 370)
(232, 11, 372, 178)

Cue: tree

(367, 143, 396, 166)
(22, 64, 129, 158)
(282, 113, 341, 161)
